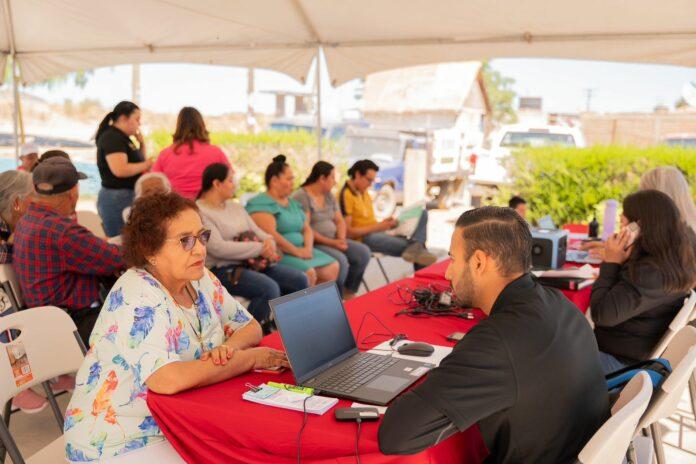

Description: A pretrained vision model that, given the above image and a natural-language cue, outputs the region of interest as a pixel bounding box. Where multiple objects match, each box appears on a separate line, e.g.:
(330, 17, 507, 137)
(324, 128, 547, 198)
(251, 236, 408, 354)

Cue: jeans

(363, 211, 430, 270)
(211, 264, 309, 322)
(598, 351, 628, 375)
(316, 240, 371, 294)
(97, 188, 135, 237)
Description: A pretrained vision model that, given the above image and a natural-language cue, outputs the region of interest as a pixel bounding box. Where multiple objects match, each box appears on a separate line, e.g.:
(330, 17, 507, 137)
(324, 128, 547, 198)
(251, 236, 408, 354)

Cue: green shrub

(494, 146, 696, 225)
(146, 129, 348, 196)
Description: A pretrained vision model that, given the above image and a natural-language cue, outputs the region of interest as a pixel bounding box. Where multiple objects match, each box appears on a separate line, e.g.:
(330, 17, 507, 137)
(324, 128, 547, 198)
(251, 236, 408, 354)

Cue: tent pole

(11, 57, 20, 164)
(315, 48, 322, 160)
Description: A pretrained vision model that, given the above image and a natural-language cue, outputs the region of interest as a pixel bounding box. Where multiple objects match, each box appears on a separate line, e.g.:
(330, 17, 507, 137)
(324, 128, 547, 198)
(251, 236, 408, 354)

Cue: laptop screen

(271, 283, 358, 384)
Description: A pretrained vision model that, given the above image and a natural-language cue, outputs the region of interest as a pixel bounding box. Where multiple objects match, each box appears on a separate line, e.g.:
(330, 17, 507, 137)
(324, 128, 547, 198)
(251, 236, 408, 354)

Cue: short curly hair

(122, 193, 199, 268)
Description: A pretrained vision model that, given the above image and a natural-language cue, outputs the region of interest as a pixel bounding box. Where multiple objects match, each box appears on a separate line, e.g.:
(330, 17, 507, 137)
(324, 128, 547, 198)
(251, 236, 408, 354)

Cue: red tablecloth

(148, 278, 489, 464)
(414, 260, 592, 314)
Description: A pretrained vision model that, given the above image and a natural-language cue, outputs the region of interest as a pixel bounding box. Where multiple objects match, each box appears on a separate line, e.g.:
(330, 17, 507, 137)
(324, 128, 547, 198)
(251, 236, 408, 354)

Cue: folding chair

(0, 264, 24, 309)
(361, 253, 391, 293)
(578, 371, 653, 464)
(0, 306, 86, 464)
(637, 326, 696, 464)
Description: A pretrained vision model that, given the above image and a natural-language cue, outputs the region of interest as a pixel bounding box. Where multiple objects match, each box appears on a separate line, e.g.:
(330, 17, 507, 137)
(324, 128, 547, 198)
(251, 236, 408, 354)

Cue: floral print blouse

(64, 268, 254, 461)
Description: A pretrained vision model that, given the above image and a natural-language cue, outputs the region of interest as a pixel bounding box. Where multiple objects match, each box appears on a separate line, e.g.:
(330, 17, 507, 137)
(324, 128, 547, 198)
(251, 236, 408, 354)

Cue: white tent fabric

(1, 0, 696, 86)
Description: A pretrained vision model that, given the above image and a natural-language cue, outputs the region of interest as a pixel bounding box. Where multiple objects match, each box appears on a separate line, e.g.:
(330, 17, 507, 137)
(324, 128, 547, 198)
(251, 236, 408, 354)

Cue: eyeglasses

(166, 229, 211, 251)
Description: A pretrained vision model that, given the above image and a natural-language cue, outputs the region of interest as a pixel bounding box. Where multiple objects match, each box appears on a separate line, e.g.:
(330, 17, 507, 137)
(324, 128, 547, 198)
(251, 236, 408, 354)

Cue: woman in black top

(95, 101, 153, 237)
(591, 190, 696, 373)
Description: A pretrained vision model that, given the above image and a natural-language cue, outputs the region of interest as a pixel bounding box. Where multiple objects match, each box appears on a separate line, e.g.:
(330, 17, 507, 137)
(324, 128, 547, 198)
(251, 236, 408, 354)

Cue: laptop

(270, 282, 433, 406)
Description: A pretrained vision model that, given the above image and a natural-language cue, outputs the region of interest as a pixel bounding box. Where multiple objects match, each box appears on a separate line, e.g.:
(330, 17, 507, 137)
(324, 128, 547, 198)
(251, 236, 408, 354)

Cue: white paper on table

(532, 264, 598, 280)
(367, 339, 453, 367)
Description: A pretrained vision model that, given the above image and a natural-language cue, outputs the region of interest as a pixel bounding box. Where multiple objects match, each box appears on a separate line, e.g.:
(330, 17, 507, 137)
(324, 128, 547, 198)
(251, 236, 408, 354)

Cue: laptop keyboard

(316, 353, 399, 393)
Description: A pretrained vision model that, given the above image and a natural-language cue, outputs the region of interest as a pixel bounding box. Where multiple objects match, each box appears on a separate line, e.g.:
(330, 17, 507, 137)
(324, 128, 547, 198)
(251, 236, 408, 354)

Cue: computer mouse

(397, 342, 435, 357)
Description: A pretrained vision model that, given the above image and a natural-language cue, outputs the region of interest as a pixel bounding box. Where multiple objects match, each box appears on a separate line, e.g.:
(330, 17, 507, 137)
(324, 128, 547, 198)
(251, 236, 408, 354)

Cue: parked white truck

(467, 123, 585, 204)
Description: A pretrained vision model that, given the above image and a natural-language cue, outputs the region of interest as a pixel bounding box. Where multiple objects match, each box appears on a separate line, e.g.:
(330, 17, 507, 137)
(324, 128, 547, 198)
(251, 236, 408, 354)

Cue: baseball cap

(32, 157, 88, 195)
(20, 143, 40, 158)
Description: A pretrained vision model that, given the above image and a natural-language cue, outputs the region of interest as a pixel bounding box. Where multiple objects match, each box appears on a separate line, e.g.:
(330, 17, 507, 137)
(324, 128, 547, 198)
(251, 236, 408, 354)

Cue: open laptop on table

(270, 282, 433, 406)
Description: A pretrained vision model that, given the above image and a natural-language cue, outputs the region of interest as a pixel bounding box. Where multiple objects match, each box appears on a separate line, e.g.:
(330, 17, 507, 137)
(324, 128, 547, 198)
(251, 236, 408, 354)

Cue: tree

(481, 61, 518, 125)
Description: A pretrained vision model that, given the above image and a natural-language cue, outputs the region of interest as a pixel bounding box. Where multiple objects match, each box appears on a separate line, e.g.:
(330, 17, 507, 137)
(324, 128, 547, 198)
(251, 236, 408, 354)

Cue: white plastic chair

(101, 439, 185, 463)
(649, 290, 696, 359)
(0, 306, 86, 464)
(0, 264, 23, 309)
(637, 326, 696, 464)
(76, 210, 106, 238)
(578, 371, 653, 464)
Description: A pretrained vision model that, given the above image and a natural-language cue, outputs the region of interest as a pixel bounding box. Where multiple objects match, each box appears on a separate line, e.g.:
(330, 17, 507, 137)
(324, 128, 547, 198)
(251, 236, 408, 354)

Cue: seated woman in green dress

(246, 155, 339, 287)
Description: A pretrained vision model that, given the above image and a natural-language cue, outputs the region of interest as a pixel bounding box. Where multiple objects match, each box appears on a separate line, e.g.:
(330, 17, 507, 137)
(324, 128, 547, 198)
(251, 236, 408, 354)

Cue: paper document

(386, 202, 425, 238)
(368, 339, 453, 367)
(533, 264, 598, 280)
(242, 384, 337, 415)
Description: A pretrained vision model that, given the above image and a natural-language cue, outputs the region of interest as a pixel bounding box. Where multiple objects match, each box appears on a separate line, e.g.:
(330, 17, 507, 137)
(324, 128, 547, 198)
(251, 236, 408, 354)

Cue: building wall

(581, 110, 696, 146)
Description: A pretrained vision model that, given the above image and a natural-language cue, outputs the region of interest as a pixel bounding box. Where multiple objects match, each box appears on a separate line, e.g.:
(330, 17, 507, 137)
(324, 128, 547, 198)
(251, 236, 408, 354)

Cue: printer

(531, 228, 568, 269)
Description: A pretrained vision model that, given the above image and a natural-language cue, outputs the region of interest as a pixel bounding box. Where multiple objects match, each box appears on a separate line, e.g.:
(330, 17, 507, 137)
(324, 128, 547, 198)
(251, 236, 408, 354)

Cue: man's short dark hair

(348, 159, 379, 179)
(455, 206, 532, 276)
(508, 196, 526, 209)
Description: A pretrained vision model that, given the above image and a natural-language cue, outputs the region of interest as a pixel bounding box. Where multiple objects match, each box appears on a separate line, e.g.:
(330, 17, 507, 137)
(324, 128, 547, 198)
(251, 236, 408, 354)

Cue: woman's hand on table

(200, 345, 234, 366)
(248, 347, 289, 370)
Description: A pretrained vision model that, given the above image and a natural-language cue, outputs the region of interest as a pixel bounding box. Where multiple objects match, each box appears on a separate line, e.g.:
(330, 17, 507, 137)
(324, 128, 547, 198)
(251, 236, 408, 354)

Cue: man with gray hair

(12, 155, 125, 343)
(379, 206, 608, 463)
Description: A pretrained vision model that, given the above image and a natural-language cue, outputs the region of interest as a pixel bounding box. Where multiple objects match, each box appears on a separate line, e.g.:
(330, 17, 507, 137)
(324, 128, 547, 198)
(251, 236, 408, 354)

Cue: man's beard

(452, 264, 476, 308)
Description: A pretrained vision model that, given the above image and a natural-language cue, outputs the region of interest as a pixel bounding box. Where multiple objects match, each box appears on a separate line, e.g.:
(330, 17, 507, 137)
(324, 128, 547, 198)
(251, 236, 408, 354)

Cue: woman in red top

(152, 107, 230, 199)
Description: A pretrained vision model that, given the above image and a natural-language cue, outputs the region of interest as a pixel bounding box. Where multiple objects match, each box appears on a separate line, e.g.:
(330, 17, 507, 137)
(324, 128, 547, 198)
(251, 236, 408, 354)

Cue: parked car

(346, 126, 472, 217)
(467, 123, 585, 204)
(662, 133, 696, 148)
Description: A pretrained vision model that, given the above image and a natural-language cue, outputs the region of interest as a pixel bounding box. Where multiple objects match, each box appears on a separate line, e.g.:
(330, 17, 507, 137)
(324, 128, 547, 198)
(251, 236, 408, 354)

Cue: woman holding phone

(95, 101, 154, 237)
(590, 189, 696, 373)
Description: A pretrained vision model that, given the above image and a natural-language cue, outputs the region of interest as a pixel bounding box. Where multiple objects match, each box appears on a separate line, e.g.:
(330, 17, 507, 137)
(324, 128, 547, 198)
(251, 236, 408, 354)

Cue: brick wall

(581, 110, 696, 146)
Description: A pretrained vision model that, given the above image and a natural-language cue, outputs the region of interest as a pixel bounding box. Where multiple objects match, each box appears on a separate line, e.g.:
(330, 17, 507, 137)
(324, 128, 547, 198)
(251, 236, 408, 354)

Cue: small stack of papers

(242, 384, 337, 415)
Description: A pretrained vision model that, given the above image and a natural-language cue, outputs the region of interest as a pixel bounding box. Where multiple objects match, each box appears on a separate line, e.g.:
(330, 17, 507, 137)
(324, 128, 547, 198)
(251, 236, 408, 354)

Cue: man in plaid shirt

(13, 157, 125, 343)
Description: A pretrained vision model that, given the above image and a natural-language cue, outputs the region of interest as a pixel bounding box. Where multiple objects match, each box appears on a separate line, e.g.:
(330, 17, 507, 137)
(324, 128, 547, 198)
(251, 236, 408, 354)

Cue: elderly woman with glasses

(64, 193, 288, 462)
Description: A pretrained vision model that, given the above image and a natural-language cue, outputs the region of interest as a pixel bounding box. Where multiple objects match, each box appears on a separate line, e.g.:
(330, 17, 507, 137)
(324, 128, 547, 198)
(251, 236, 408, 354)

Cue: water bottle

(588, 217, 599, 238)
(602, 200, 618, 241)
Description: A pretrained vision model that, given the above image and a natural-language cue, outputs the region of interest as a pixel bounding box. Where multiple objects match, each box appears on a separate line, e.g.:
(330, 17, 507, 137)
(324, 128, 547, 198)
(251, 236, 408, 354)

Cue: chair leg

(689, 372, 696, 416)
(0, 417, 24, 464)
(42, 381, 64, 432)
(626, 440, 638, 464)
(361, 278, 370, 293)
(375, 257, 390, 285)
(650, 423, 666, 464)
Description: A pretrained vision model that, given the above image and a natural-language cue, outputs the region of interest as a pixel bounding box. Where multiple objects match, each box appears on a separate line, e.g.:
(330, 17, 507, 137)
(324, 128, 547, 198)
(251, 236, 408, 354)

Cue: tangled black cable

(389, 283, 475, 319)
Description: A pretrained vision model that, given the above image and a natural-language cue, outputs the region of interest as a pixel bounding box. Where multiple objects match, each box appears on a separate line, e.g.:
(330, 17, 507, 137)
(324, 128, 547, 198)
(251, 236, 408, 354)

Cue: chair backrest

(0, 263, 23, 308)
(639, 326, 696, 429)
(578, 371, 653, 464)
(76, 210, 106, 238)
(0, 306, 85, 407)
(649, 290, 696, 358)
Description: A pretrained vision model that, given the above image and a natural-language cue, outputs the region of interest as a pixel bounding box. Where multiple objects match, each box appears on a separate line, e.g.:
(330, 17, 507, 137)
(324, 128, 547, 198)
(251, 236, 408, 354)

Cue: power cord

(296, 394, 313, 464)
(355, 311, 405, 349)
(355, 419, 363, 464)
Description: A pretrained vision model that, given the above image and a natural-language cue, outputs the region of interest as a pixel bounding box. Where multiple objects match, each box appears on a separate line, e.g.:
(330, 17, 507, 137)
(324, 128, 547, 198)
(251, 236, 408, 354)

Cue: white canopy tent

(2, 0, 696, 157)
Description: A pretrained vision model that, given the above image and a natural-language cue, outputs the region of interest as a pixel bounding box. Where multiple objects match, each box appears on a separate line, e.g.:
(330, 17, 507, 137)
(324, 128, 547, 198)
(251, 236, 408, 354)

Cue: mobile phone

(446, 332, 466, 342)
(335, 407, 380, 422)
(624, 222, 640, 249)
(253, 366, 286, 375)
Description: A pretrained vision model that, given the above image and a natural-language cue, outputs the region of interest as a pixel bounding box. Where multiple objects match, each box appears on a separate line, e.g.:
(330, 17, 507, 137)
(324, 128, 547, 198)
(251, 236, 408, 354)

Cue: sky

(15, 58, 696, 121)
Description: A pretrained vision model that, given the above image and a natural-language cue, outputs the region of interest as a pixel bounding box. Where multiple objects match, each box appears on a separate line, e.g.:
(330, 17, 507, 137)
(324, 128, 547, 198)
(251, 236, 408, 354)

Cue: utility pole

(246, 67, 256, 133)
(132, 64, 141, 104)
(583, 88, 597, 112)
